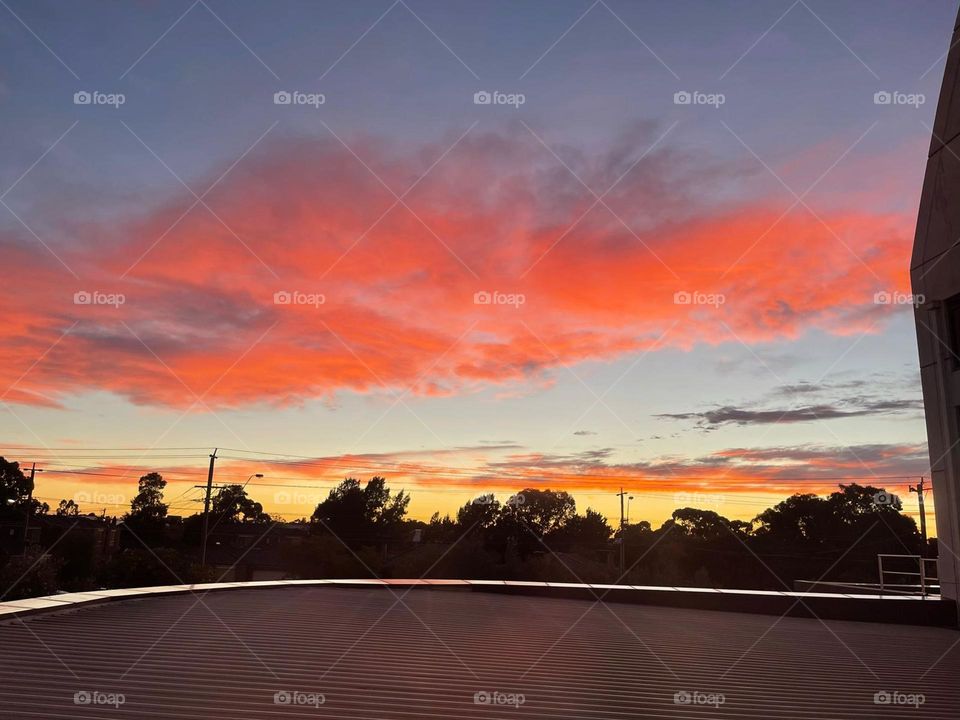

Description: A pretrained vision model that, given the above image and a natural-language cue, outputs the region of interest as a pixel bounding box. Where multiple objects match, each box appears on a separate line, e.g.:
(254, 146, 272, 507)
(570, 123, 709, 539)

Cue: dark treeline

(0, 456, 930, 601)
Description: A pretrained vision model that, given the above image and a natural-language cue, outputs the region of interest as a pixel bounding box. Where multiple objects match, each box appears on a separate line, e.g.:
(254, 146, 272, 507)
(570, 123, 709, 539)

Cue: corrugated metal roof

(0, 585, 957, 718)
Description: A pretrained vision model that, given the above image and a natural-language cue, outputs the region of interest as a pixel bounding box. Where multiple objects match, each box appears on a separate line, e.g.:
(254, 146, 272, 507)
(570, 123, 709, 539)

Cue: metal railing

(877, 554, 938, 598)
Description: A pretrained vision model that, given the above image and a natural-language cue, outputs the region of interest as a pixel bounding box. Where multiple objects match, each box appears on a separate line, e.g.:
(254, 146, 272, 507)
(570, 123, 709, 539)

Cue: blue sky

(0, 0, 954, 525)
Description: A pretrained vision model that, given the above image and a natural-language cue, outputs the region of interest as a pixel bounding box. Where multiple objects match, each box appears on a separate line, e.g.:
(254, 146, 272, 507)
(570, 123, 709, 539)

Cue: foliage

(0, 549, 62, 600)
(123, 472, 169, 547)
(0, 457, 48, 517)
(211, 484, 271, 524)
(0, 462, 932, 598)
(102, 548, 211, 588)
(56, 499, 80, 517)
(288, 534, 383, 578)
(311, 477, 409, 548)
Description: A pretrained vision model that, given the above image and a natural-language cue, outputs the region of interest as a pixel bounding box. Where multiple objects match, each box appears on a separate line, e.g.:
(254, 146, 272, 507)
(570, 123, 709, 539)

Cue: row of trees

(0, 455, 929, 598)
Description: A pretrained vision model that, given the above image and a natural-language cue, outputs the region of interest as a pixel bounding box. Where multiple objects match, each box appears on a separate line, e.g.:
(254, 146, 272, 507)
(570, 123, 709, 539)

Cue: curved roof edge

(0, 578, 950, 626)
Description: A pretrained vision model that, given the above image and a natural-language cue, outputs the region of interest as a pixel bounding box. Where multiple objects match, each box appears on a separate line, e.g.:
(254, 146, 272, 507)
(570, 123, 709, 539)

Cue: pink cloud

(0, 126, 914, 409)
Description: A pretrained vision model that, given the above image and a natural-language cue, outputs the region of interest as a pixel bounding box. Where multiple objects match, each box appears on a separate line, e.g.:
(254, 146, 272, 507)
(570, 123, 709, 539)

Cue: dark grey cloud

(471, 442, 928, 485)
(775, 379, 867, 395)
(657, 398, 922, 427)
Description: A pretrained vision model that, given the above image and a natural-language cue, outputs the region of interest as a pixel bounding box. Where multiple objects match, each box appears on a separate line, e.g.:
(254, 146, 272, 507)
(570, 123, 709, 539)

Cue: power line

(30, 468, 924, 508)
(30, 455, 917, 486)
(0, 446, 209, 451)
(29, 464, 931, 504)
(4, 444, 928, 485)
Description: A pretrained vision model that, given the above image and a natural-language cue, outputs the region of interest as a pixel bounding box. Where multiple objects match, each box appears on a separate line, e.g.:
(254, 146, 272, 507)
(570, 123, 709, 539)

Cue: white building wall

(912, 6, 960, 605)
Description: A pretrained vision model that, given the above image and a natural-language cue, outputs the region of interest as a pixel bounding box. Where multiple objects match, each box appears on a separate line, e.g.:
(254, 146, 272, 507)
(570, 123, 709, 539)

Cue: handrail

(878, 555, 938, 598)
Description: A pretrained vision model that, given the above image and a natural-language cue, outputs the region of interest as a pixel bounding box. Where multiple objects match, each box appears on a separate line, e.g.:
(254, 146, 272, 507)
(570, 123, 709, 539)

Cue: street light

(241, 473, 264, 491)
(627, 495, 635, 524)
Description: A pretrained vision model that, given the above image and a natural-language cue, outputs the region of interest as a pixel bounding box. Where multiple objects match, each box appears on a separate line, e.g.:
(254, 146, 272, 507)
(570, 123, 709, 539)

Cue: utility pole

(910, 477, 928, 547)
(616, 487, 628, 580)
(201, 449, 217, 567)
(23, 463, 42, 550)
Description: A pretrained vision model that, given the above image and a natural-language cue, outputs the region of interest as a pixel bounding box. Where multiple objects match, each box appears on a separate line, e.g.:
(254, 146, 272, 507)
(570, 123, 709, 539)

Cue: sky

(0, 0, 954, 529)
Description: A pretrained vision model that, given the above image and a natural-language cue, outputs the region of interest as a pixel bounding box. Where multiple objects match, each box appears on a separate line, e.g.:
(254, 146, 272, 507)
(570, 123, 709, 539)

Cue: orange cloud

(0, 127, 914, 409)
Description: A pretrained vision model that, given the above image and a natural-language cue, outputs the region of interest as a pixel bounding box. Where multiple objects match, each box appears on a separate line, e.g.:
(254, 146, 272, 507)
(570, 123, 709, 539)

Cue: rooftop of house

(0, 581, 958, 718)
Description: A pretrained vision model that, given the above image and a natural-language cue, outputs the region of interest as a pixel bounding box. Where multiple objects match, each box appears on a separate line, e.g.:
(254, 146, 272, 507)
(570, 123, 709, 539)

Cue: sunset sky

(0, 0, 953, 528)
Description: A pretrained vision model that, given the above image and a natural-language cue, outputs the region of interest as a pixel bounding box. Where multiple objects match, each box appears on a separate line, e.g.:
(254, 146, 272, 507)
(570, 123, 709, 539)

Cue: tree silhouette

(0, 456, 47, 517)
(667, 507, 750, 540)
(212, 484, 271, 524)
(122, 472, 168, 547)
(498, 488, 576, 558)
(456, 494, 501, 531)
(311, 477, 409, 548)
(55, 499, 80, 517)
(548, 508, 612, 553)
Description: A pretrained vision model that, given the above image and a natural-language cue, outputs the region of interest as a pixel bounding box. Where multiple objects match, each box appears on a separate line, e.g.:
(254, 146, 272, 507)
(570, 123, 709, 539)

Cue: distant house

(37, 514, 121, 568)
(206, 522, 309, 581)
(0, 520, 41, 555)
